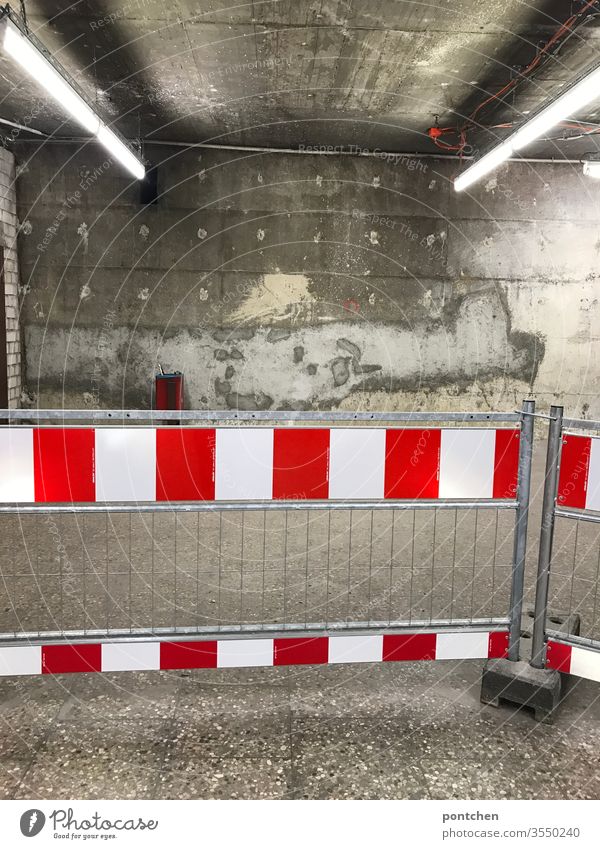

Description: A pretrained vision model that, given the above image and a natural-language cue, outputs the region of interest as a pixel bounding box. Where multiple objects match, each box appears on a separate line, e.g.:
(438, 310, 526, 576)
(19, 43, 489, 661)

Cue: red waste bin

(155, 371, 184, 411)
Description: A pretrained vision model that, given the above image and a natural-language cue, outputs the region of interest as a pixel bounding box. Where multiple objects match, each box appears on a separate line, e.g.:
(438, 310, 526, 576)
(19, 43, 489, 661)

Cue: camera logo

(20, 810, 46, 837)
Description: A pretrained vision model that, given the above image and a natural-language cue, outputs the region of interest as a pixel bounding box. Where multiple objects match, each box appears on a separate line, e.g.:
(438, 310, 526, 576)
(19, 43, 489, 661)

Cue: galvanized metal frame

(0, 404, 534, 654)
(530, 407, 600, 668)
(0, 409, 521, 423)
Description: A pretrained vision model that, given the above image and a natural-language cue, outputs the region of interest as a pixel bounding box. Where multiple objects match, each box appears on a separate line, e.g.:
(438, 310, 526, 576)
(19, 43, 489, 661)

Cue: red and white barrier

(546, 639, 600, 683)
(0, 426, 519, 504)
(0, 630, 509, 676)
(557, 433, 600, 511)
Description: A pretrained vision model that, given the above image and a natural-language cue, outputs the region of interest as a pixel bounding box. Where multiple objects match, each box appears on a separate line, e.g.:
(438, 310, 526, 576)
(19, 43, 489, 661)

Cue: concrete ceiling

(2, 0, 600, 158)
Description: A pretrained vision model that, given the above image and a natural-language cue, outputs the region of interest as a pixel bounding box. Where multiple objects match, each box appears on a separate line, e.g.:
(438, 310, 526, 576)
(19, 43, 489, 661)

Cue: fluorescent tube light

(0, 14, 145, 179)
(583, 159, 600, 179)
(97, 126, 146, 180)
(454, 62, 600, 191)
(2, 17, 99, 134)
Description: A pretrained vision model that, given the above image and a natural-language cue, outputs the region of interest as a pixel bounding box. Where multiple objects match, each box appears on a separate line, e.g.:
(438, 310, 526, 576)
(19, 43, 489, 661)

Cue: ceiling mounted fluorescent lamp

(0, 13, 145, 179)
(583, 158, 600, 178)
(454, 62, 600, 192)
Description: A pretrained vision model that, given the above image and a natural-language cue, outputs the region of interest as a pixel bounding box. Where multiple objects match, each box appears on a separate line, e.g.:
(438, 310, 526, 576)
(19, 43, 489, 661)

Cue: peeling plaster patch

(428, 180, 437, 190)
(197, 227, 207, 240)
(198, 169, 206, 182)
(233, 273, 315, 323)
(369, 231, 379, 245)
(337, 338, 361, 360)
(485, 176, 498, 192)
(15, 163, 28, 178)
(33, 301, 44, 318)
(267, 328, 291, 343)
(20, 219, 32, 235)
(314, 231, 321, 243)
(198, 288, 209, 301)
(425, 234, 435, 247)
(316, 175, 323, 187)
(77, 222, 89, 250)
(331, 357, 350, 386)
(138, 288, 150, 301)
(226, 391, 273, 411)
(368, 292, 376, 306)
(79, 283, 92, 300)
(139, 224, 150, 240)
(372, 176, 381, 188)
(257, 228, 265, 241)
(257, 173, 264, 184)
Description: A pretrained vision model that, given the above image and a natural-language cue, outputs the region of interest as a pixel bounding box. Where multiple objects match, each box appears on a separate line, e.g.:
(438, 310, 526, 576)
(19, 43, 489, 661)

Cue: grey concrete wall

(0, 148, 21, 407)
(15, 144, 600, 417)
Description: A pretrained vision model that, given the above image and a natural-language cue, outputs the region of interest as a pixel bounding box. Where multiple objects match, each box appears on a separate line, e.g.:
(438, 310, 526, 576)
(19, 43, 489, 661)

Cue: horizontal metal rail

(562, 418, 600, 431)
(555, 508, 600, 524)
(0, 618, 510, 647)
(0, 408, 521, 423)
(0, 498, 519, 515)
(545, 631, 600, 653)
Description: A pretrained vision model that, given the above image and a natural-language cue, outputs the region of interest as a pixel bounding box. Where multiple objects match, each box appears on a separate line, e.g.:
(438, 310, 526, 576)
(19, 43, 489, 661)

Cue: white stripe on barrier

(586, 438, 600, 511)
(101, 642, 160, 672)
(439, 429, 495, 499)
(95, 428, 156, 502)
(215, 429, 274, 500)
(0, 428, 34, 502)
(328, 634, 383, 664)
(569, 645, 600, 683)
(435, 631, 489, 660)
(0, 645, 41, 676)
(328, 428, 386, 499)
(217, 638, 274, 668)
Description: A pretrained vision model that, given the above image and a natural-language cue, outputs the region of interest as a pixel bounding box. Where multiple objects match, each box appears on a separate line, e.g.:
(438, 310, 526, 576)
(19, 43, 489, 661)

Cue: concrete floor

(1, 659, 600, 800)
(1, 440, 600, 799)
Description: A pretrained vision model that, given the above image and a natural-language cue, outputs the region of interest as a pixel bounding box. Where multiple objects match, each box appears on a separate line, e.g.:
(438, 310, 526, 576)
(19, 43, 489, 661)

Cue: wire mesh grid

(548, 515, 600, 645)
(0, 505, 515, 640)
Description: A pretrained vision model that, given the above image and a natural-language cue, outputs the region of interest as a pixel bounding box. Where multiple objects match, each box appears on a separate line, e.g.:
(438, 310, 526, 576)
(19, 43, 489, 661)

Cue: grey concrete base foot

(480, 658, 562, 723)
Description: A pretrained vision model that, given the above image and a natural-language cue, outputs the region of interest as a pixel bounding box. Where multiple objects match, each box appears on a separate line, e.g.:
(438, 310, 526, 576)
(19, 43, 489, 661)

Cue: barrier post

(507, 399, 535, 661)
(530, 405, 564, 668)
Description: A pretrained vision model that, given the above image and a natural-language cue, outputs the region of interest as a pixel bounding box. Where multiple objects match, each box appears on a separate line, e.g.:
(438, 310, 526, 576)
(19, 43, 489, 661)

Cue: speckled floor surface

(1, 656, 599, 800)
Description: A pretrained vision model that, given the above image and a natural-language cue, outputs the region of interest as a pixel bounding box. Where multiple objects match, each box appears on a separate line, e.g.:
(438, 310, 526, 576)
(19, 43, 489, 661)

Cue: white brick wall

(0, 147, 21, 407)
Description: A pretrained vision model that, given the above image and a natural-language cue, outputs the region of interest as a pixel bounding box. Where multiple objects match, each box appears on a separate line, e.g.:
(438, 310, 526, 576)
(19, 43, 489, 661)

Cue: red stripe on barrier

(384, 429, 441, 499)
(557, 435, 591, 509)
(382, 633, 437, 661)
(42, 643, 101, 674)
(160, 641, 218, 670)
(156, 428, 215, 501)
(34, 428, 95, 503)
(492, 430, 520, 499)
(488, 630, 509, 658)
(546, 640, 572, 673)
(273, 637, 329, 665)
(272, 429, 330, 499)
